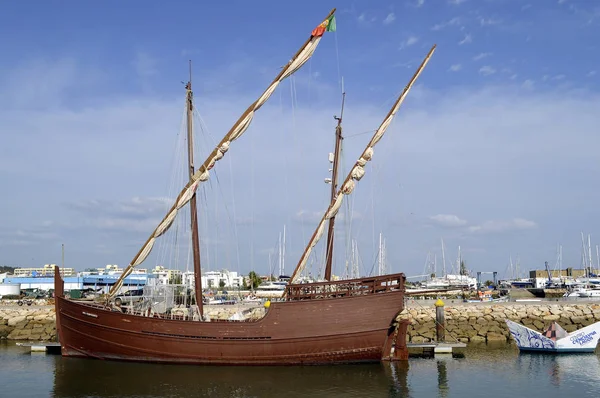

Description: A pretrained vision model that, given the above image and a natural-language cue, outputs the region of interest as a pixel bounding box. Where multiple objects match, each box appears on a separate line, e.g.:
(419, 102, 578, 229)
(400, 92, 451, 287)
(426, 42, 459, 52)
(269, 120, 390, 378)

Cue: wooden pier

(17, 342, 61, 354)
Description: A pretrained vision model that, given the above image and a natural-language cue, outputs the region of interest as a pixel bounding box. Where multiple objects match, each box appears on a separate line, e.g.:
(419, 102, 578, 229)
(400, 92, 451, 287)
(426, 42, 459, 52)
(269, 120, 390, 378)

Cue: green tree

(460, 260, 467, 276)
(242, 277, 248, 290)
(169, 274, 182, 284)
(219, 280, 226, 289)
(248, 271, 262, 290)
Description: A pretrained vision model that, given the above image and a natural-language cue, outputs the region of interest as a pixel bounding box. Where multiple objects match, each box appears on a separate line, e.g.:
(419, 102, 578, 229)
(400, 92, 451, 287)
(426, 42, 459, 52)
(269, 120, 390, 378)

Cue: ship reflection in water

(2, 342, 600, 397)
(52, 358, 410, 397)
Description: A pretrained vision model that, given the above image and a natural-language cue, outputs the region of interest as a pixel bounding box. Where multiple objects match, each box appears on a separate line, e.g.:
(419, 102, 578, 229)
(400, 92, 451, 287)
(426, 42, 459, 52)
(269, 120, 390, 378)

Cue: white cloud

(429, 214, 468, 227)
(383, 13, 396, 25)
(449, 64, 462, 72)
(358, 13, 377, 25)
(2, 55, 600, 276)
(468, 218, 537, 234)
(431, 17, 461, 31)
(473, 52, 492, 61)
(458, 34, 472, 45)
(522, 79, 535, 89)
(479, 65, 496, 76)
(587, 71, 597, 77)
(132, 51, 158, 78)
(552, 74, 566, 80)
(448, 0, 467, 5)
(416, 0, 425, 7)
(478, 17, 502, 26)
(400, 35, 419, 49)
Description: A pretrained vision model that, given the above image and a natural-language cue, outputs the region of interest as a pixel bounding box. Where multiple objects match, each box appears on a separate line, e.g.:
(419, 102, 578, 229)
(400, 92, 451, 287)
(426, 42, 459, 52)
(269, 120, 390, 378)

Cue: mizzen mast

(186, 61, 204, 317)
(289, 45, 437, 284)
(324, 92, 345, 281)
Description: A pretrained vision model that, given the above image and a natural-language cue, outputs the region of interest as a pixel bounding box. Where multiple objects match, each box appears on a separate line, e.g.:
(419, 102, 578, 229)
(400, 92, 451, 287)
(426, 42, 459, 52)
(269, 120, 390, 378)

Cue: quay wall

(402, 302, 600, 343)
(2, 300, 600, 343)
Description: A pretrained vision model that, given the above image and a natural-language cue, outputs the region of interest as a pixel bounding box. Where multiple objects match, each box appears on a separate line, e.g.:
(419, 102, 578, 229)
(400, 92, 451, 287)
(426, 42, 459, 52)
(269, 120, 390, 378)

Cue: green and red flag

(311, 14, 336, 37)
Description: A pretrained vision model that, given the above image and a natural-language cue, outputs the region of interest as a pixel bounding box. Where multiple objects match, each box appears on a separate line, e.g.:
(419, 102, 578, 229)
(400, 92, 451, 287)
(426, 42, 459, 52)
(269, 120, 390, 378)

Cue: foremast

(185, 65, 204, 317)
(289, 45, 437, 284)
(107, 9, 337, 299)
(324, 93, 345, 281)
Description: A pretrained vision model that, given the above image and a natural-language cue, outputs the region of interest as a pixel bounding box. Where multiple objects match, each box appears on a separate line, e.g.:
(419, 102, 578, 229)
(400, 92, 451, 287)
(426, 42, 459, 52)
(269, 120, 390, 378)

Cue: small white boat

(506, 319, 600, 353)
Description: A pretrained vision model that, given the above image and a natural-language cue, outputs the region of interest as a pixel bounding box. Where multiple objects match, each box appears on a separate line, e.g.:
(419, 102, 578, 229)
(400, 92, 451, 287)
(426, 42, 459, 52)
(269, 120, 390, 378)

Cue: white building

(180, 270, 244, 290)
(14, 264, 76, 277)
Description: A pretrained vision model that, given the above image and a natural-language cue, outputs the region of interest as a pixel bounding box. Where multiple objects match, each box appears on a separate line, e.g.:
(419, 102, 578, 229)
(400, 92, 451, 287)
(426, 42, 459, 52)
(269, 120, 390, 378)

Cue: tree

(169, 274, 182, 285)
(219, 280, 226, 289)
(460, 260, 468, 276)
(248, 271, 262, 291)
(242, 277, 248, 290)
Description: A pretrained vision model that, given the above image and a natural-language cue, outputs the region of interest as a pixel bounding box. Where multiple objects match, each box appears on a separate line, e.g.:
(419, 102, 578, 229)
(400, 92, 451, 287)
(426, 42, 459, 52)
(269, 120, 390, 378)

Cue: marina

(1, 0, 599, 396)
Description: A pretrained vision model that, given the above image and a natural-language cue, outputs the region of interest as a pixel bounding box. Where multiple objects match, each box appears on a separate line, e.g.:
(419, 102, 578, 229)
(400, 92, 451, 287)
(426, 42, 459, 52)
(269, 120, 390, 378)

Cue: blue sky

(1, 0, 600, 279)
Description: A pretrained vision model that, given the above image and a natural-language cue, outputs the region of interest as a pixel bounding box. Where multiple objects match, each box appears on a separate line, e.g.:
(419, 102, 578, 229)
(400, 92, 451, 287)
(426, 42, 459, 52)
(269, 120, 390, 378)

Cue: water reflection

(437, 359, 449, 397)
(2, 341, 600, 398)
(52, 358, 412, 398)
(517, 352, 600, 392)
(385, 361, 410, 397)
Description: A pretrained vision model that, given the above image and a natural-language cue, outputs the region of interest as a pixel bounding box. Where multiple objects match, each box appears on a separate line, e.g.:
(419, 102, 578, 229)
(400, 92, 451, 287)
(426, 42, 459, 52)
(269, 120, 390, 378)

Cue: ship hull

(55, 269, 407, 365)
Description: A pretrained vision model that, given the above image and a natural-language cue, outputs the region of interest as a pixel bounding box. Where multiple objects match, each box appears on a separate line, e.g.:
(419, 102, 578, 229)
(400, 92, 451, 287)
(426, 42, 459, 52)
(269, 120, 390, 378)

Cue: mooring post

(435, 298, 445, 342)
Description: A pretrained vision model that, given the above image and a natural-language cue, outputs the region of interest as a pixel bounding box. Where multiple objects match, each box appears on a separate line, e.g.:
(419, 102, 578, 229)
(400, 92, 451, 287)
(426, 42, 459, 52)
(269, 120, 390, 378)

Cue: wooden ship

(54, 9, 437, 365)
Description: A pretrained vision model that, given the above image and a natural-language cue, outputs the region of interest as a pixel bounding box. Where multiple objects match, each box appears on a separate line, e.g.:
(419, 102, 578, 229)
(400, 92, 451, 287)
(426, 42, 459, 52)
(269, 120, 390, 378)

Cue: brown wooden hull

(54, 269, 407, 365)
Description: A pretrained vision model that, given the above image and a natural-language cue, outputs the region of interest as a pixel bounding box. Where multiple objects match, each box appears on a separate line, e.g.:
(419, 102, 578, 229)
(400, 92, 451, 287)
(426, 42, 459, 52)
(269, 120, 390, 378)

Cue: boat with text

(506, 319, 600, 353)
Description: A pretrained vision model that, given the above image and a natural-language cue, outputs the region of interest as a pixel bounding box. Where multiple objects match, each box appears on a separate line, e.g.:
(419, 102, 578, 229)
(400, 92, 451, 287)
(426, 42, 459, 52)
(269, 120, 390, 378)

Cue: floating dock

(407, 342, 467, 357)
(16, 342, 61, 354)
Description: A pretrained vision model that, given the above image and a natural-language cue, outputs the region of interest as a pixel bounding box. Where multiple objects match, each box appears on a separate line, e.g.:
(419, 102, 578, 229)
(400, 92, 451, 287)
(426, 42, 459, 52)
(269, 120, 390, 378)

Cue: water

(2, 341, 600, 397)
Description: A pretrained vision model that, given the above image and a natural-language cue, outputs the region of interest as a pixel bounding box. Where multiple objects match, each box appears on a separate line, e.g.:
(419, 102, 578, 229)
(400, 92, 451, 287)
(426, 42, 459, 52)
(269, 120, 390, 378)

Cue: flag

(311, 15, 336, 37)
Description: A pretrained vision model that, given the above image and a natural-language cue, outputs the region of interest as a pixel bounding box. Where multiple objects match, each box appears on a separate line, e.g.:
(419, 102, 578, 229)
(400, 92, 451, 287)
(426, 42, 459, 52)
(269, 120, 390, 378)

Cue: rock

(8, 315, 26, 327)
(487, 333, 507, 342)
(543, 314, 560, 321)
(533, 320, 545, 330)
(0, 325, 11, 338)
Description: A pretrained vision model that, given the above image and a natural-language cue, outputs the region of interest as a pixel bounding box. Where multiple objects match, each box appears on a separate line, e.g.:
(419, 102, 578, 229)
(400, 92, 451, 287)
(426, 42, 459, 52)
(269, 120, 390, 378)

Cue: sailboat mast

(282, 225, 286, 276)
(186, 62, 204, 317)
(588, 234, 593, 276)
(441, 238, 446, 278)
(324, 92, 346, 281)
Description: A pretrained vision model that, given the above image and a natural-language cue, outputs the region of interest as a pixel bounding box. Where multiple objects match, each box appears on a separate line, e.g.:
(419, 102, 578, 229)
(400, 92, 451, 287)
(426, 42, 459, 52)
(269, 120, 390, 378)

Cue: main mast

(324, 92, 345, 281)
(107, 8, 337, 299)
(186, 62, 204, 317)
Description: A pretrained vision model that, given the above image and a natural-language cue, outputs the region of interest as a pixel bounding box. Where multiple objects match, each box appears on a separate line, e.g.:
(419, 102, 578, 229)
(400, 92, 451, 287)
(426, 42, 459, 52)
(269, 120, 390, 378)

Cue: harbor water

(2, 341, 599, 397)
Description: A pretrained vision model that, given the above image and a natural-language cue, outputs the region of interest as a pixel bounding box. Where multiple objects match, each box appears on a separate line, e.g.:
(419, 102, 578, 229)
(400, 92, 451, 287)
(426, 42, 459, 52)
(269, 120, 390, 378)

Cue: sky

(1, 0, 600, 280)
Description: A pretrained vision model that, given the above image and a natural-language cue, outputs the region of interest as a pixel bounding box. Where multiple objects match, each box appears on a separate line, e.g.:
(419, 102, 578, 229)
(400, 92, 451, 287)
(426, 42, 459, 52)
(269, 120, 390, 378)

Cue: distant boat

(506, 319, 600, 353)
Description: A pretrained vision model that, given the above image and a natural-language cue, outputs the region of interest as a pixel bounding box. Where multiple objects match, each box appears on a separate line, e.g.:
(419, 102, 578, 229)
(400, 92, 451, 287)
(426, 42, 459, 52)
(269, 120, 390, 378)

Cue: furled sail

(289, 44, 437, 284)
(108, 9, 337, 298)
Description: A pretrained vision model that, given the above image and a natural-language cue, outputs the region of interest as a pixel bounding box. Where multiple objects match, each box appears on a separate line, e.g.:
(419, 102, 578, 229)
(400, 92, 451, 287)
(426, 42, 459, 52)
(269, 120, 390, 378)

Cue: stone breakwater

(0, 307, 57, 340)
(401, 303, 600, 343)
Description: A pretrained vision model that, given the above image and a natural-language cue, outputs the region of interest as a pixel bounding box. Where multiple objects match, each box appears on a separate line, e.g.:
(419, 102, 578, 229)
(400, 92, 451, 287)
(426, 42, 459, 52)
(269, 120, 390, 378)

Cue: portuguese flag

(312, 15, 336, 37)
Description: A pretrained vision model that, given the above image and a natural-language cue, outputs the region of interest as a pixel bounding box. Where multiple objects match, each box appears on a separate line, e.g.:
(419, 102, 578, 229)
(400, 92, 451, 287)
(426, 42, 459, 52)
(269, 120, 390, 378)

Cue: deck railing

(285, 273, 406, 301)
